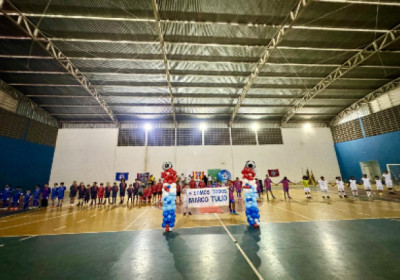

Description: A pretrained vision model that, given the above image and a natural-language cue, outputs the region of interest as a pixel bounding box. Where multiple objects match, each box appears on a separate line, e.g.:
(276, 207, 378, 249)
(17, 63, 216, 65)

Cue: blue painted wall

(334, 130, 400, 181)
(0, 136, 55, 190)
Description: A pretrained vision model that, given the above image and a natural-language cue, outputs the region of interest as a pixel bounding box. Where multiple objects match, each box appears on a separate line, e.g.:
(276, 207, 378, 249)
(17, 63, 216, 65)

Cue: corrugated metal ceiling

(0, 0, 399, 124)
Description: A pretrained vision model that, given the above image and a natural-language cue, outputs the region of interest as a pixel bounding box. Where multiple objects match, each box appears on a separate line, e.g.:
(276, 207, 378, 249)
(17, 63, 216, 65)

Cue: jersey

(33, 189, 40, 200)
(24, 193, 31, 204)
(51, 188, 58, 199)
(375, 179, 383, 190)
(349, 179, 357, 191)
(361, 177, 371, 189)
(302, 179, 309, 188)
(382, 173, 393, 187)
(58, 186, 66, 199)
(336, 180, 345, 190)
(318, 180, 328, 190)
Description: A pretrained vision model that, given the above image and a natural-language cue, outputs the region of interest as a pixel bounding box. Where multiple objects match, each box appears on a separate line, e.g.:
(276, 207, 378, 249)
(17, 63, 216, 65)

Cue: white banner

(186, 187, 229, 208)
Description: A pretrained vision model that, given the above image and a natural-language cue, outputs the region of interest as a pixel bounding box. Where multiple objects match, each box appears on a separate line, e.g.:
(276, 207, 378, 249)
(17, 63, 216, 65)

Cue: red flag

(268, 169, 280, 177)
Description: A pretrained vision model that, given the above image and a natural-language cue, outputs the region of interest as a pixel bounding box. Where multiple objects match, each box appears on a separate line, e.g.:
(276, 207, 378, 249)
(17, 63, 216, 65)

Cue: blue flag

(116, 172, 129, 181)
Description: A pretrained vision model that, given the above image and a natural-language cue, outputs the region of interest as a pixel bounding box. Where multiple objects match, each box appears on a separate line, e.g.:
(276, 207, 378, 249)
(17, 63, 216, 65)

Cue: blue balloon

(170, 223, 175, 228)
(162, 222, 166, 227)
(217, 169, 231, 183)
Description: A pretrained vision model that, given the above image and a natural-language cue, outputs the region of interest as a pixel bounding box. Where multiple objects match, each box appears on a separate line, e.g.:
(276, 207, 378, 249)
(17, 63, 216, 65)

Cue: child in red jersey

(176, 182, 182, 204)
(146, 186, 152, 203)
(189, 178, 197, 189)
(151, 182, 158, 203)
(98, 183, 105, 204)
(198, 180, 205, 188)
(156, 179, 163, 202)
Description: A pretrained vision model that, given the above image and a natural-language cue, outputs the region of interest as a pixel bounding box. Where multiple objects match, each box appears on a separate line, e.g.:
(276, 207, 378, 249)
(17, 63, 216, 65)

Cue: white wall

(49, 127, 340, 185)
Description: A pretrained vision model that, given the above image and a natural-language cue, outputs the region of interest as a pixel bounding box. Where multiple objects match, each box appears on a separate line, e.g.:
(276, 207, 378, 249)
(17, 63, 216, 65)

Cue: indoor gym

(0, 0, 400, 279)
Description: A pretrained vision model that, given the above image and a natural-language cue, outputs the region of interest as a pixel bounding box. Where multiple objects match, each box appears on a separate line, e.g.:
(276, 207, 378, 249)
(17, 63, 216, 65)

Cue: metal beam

(0, 0, 117, 124)
(330, 76, 400, 126)
(26, 94, 360, 100)
(8, 83, 378, 91)
(230, 0, 314, 126)
(51, 113, 336, 117)
(3, 35, 400, 52)
(2, 54, 400, 69)
(0, 78, 58, 126)
(0, 70, 394, 81)
(314, 0, 400, 6)
(151, 0, 176, 126)
(39, 103, 344, 108)
(280, 22, 400, 125)
(1, 12, 396, 30)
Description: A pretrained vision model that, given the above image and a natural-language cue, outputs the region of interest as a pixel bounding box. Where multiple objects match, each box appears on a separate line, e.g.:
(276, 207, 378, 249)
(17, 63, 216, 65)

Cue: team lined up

(0, 170, 396, 211)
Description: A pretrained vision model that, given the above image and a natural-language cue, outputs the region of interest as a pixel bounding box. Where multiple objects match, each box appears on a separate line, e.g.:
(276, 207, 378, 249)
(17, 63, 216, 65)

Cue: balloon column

(217, 169, 231, 183)
(242, 160, 261, 228)
(161, 162, 177, 232)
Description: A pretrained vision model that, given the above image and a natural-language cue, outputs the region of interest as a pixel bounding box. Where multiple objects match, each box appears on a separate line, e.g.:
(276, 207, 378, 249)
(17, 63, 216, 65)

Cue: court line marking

(0, 244, 4, 247)
(77, 219, 86, 224)
(0, 216, 399, 238)
(215, 214, 264, 280)
(124, 208, 150, 231)
(0, 210, 79, 231)
(269, 205, 313, 221)
(54, 226, 67, 231)
(90, 215, 96, 218)
(19, 236, 34, 241)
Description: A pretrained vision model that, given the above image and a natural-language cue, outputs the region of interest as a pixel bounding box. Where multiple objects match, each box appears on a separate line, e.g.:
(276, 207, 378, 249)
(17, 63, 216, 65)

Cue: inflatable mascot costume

(161, 162, 177, 232)
(242, 160, 261, 228)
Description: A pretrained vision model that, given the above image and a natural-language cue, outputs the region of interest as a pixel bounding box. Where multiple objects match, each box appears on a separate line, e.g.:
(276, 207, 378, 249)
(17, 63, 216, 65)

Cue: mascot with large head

(161, 162, 177, 232)
(242, 160, 261, 228)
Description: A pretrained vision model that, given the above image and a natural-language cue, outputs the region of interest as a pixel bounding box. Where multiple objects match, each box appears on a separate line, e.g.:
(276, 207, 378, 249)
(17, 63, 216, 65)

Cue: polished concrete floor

(0, 187, 399, 279)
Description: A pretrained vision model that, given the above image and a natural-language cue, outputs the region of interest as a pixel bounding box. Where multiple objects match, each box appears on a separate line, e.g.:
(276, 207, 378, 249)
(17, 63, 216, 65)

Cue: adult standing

(69, 181, 78, 206)
(202, 175, 208, 185)
(41, 184, 51, 207)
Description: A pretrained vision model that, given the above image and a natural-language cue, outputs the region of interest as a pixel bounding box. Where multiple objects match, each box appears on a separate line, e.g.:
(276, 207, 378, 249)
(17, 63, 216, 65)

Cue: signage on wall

(137, 172, 150, 184)
(268, 169, 280, 177)
(116, 172, 129, 181)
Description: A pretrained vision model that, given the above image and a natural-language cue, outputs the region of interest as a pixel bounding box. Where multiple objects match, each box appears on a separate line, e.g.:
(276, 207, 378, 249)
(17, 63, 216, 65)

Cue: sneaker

(233, 212, 239, 215)
(322, 196, 325, 198)
(189, 212, 192, 215)
(183, 212, 186, 216)
(327, 196, 330, 198)
(344, 195, 348, 198)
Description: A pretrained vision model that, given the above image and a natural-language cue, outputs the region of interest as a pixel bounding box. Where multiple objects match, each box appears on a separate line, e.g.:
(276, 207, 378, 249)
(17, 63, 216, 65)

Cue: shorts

(177, 191, 181, 197)
(58, 197, 64, 200)
(304, 187, 310, 193)
(376, 185, 383, 191)
(338, 187, 345, 192)
(91, 194, 97, 199)
(120, 193, 125, 197)
(69, 192, 77, 198)
(350, 185, 357, 191)
(229, 199, 235, 203)
(152, 192, 157, 196)
(51, 196, 57, 200)
(364, 186, 371, 191)
(237, 189, 242, 193)
(283, 187, 289, 192)
(386, 181, 393, 188)
(98, 194, 104, 198)
(320, 188, 328, 193)
(105, 193, 110, 198)
(78, 194, 84, 199)
(158, 191, 162, 195)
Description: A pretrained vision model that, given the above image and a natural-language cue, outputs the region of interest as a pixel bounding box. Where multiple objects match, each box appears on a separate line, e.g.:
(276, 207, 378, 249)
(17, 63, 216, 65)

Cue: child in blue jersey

(111, 182, 118, 204)
(57, 182, 66, 207)
(2, 185, 11, 208)
(11, 186, 22, 210)
(23, 190, 32, 210)
(33, 185, 40, 207)
(51, 183, 58, 207)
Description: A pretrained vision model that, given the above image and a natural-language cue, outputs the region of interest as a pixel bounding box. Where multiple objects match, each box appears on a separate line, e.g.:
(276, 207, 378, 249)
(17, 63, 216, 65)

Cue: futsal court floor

(1, 186, 399, 279)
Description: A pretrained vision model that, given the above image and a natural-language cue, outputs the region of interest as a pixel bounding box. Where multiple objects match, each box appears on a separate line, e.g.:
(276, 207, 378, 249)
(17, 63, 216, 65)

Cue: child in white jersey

(361, 174, 372, 197)
(181, 183, 192, 216)
(336, 176, 347, 198)
(382, 170, 395, 194)
(348, 176, 358, 197)
(374, 175, 383, 196)
(318, 176, 330, 198)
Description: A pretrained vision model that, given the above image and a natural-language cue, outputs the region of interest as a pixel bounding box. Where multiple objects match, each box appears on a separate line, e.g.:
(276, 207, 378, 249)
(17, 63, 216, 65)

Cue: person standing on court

(41, 183, 51, 207)
(69, 181, 78, 206)
(119, 179, 127, 204)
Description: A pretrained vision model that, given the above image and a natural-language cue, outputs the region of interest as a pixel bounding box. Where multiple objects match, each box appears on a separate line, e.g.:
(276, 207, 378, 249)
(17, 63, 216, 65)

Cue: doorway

(360, 160, 381, 179)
